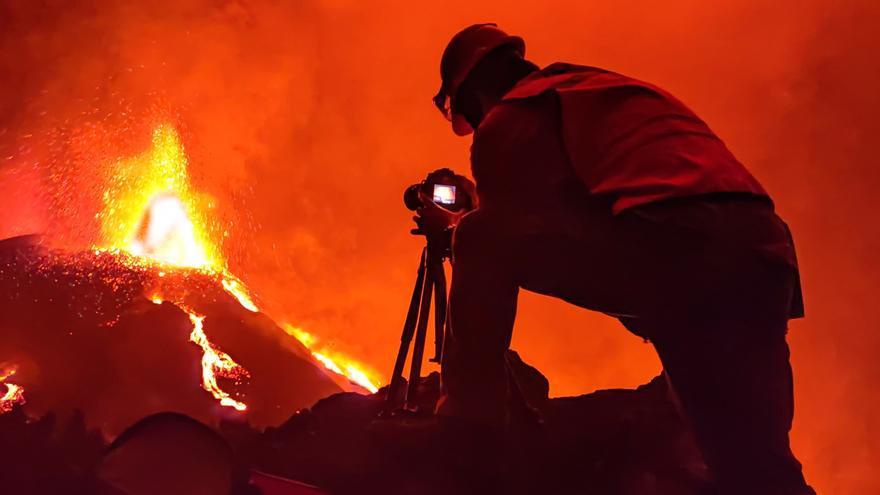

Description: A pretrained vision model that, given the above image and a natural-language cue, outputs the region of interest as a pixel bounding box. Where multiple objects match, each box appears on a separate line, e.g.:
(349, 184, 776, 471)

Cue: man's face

(448, 80, 483, 135)
(434, 89, 476, 136)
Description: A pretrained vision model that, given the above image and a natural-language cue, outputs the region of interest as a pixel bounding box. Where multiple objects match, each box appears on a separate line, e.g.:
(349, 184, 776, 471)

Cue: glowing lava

(283, 325, 380, 393)
(221, 278, 259, 313)
(0, 365, 25, 413)
(187, 311, 249, 411)
(129, 194, 210, 268)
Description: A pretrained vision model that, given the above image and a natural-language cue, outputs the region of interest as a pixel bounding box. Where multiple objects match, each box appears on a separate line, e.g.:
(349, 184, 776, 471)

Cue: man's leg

(649, 315, 813, 495)
(638, 207, 815, 495)
(633, 199, 814, 495)
(437, 207, 645, 425)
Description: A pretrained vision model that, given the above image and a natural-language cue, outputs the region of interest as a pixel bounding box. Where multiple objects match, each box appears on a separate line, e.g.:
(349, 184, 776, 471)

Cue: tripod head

(405, 168, 476, 257)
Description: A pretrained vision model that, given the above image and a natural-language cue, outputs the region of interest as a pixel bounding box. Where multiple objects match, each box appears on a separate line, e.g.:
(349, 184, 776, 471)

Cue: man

(428, 23, 814, 495)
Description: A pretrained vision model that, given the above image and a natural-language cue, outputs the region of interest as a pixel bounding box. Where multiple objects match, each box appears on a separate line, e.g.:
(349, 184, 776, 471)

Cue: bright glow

(284, 325, 380, 393)
(129, 194, 211, 267)
(98, 124, 222, 269)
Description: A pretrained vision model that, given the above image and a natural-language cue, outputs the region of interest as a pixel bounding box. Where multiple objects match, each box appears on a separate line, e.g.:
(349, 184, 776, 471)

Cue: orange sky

(1, 1, 878, 493)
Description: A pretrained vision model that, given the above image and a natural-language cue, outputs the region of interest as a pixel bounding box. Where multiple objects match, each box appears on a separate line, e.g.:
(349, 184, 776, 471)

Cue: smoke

(1, 0, 878, 492)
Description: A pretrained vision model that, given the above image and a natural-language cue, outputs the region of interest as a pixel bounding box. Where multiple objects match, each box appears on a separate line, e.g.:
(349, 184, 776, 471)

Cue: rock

(228, 371, 708, 495)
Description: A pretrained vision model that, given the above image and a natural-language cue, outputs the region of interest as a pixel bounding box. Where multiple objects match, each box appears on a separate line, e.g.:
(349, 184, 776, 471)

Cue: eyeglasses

(433, 89, 453, 121)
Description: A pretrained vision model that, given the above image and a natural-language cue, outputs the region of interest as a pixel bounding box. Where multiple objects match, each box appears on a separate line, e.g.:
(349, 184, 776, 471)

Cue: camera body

(403, 168, 476, 213)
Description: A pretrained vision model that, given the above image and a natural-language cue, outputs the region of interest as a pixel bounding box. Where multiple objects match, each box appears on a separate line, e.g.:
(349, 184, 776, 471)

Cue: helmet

(434, 23, 525, 135)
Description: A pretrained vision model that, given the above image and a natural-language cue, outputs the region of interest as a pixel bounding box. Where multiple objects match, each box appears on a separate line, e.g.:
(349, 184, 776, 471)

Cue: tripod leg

(405, 260, 435, 410)
(384, 248, 427, 413)
(430, 262, 447, 363)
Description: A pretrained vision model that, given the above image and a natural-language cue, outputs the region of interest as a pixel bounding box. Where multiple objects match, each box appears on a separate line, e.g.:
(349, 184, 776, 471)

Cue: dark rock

(228, 372, 708, 495)
(0, 405, 106, 495)
(0, 370, 708, 494)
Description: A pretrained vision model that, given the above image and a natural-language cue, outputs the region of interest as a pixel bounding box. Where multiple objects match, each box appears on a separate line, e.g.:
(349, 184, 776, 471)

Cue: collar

(502, 63, 602, 101)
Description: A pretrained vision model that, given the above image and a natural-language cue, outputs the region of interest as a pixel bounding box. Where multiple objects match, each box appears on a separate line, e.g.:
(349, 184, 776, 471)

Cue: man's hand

(413, 190, 466, 236)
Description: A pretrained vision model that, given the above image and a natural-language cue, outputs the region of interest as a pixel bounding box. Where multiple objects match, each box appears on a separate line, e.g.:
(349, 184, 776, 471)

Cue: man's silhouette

(430, 23, 814, 495)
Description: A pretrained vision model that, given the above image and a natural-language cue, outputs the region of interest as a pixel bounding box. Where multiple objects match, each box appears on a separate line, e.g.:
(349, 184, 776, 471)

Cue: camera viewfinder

(433, 184, 457, 206)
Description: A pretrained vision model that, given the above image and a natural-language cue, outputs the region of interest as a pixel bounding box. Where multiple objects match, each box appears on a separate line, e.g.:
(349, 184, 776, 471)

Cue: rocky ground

(0, 362, 710, 494)
(229, 364, 709, 495)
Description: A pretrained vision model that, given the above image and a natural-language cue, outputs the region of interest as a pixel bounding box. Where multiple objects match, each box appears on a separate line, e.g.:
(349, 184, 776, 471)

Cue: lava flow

(283, 325, 379, 393)
(89, 123, 378, 411)
(0, 365, 25, 414)
(187, 311, 249, 411)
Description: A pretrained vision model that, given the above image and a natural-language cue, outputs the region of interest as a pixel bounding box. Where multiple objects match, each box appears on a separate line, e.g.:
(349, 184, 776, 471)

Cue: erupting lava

(91, 124, 257, 410)
(98, 124, 221, 269)
(83, 123, 378, 411)
(129, 193, 210, 268)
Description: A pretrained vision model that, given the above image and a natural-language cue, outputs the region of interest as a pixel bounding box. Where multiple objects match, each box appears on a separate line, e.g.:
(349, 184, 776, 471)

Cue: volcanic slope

(0, 235, 343, 434)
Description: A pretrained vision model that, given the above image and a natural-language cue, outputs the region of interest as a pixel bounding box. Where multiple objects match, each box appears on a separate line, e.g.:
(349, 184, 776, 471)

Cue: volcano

(0, 234, 354, 434)
(0, 124, 381, 434)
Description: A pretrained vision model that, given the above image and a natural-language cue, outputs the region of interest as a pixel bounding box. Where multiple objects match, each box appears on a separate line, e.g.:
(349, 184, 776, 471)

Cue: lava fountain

(92, 124, 259, 411)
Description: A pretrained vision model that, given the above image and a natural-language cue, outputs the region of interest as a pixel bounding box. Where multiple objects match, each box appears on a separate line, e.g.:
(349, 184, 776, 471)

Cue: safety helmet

(434, 23, 525, 135)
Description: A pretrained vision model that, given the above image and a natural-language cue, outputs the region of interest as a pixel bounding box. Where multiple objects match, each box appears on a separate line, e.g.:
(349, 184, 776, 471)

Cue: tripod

(384, 228, 452, 414)
(380, 220, 544, 427)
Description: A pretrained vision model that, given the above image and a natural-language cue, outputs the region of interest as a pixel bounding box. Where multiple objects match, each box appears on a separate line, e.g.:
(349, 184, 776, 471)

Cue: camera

(403, 168, 476, 213)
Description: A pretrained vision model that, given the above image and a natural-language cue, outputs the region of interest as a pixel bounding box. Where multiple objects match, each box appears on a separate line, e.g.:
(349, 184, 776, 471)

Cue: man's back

(473, 63, 768, 214)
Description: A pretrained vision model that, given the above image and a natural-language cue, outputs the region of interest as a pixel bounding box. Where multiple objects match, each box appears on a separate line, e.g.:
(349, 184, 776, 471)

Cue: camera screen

(433, 184, 456, 205)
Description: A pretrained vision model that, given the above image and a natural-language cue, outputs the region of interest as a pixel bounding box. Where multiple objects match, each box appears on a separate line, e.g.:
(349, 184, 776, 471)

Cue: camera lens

(403, 184, 424, 211)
